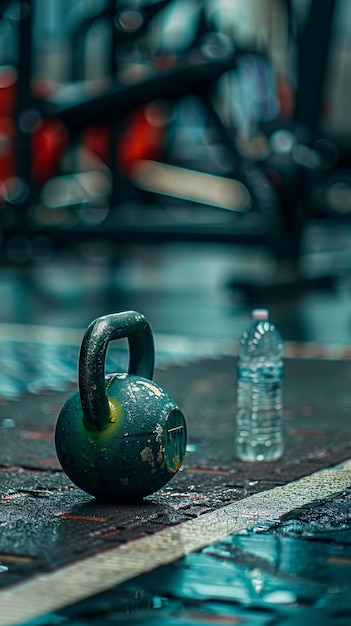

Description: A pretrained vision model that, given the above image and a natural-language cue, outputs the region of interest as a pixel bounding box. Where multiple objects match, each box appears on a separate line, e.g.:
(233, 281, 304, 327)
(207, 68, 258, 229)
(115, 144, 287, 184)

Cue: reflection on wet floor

(0, 333, 237, 402)
(31, 488, 351, 626)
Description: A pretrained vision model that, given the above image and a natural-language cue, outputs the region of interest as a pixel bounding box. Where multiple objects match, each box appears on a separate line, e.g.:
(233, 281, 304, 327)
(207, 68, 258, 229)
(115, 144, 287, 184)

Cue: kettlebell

(55, 311, 187, 502)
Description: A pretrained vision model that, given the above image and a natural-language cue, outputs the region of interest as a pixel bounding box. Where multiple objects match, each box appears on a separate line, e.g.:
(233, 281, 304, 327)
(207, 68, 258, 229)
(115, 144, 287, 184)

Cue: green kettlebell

(55, 311, 187, 502)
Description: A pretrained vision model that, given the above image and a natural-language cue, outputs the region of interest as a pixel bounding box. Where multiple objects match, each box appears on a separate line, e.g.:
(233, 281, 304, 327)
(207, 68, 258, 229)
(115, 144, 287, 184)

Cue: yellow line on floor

(2, 459, 351, 626)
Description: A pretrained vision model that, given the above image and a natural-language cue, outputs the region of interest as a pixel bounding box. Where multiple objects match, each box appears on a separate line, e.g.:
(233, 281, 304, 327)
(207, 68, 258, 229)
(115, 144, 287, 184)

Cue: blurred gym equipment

(0, 0, 350, 300)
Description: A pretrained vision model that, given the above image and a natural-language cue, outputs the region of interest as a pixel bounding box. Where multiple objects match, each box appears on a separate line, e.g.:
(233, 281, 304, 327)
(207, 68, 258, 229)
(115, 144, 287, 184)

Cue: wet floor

(0, 348, 351, 625)
(19, 486, 351, 626)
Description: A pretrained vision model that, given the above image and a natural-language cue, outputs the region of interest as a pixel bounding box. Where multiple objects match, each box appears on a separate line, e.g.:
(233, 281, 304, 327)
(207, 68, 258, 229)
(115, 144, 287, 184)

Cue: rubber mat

(0, 347, 351, 592)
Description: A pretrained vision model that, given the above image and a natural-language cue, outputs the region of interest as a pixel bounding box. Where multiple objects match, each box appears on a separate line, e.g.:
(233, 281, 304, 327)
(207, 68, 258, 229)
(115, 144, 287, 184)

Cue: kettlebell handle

(79, 311, 154, 430)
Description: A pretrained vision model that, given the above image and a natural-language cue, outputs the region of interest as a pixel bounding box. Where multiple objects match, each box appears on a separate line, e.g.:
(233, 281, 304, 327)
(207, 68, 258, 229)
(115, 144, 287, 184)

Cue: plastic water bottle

(235, 308, 284, 462)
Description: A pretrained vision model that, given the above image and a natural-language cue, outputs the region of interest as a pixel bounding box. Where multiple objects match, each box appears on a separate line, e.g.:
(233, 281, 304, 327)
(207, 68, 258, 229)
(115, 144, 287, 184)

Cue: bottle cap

(251, 308, 269, 321)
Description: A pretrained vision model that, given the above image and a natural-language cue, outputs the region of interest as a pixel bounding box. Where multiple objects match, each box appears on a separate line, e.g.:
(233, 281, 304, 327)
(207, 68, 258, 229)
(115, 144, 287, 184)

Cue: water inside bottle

(235, 362, 284, 462)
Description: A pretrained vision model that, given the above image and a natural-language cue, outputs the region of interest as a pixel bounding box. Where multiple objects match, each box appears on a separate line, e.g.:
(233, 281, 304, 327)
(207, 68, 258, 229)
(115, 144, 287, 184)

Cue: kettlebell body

(55, 311, 187, 502)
